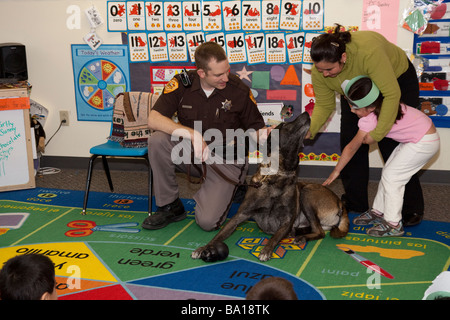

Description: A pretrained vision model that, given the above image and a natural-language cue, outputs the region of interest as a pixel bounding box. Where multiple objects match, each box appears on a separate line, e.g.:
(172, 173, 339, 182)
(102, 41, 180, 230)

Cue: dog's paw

(294, 236, 307, 246)
(258, 252, 272, 262)
(258, 248, 273, 262)
(191, 247, 205, 259)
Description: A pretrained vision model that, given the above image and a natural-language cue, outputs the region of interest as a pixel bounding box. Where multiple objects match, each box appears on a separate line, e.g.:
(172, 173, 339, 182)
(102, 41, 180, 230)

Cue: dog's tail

(330, 201, 349, 238)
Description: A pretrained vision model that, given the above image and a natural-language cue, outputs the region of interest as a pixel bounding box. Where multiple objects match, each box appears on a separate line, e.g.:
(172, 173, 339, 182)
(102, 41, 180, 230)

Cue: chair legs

(82, 154, 153, 216)
(82, 155, 114, 215)
(82, 154, 97, 215)
(145, 155, 153, 215)
(101, 156, 114, 192)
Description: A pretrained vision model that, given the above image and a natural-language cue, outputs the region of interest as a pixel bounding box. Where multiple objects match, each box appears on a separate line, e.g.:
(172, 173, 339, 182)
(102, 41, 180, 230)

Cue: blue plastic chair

(82, 116, 153, 216)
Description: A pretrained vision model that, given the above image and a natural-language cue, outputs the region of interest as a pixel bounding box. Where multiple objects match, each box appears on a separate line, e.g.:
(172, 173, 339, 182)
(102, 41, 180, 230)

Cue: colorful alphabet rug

(0, 188, 448, 300)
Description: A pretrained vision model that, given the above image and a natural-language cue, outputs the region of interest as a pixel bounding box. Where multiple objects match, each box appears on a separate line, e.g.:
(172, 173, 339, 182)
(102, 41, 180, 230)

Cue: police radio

(179, 68, 192, 87)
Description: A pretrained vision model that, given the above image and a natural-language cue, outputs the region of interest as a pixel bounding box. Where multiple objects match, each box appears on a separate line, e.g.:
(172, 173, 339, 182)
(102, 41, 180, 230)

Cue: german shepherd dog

(191, 112, 349, 262)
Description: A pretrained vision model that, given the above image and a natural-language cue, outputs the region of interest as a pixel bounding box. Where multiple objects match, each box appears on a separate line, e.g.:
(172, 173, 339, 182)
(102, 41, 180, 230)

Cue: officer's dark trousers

(149, 131, 248, 231)
(339, 60, 424, 216)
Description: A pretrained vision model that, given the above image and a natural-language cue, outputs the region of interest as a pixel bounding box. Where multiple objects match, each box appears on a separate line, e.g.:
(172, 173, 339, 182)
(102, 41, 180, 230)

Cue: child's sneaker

(367, 220, 404, 237)
(352, 210, 383, 226)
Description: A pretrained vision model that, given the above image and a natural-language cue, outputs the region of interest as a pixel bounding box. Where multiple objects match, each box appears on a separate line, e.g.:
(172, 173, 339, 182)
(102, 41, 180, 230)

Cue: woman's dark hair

(347, 77, 403, 121)
(0, 254, 55, 300)
(311, 24, 352, 63)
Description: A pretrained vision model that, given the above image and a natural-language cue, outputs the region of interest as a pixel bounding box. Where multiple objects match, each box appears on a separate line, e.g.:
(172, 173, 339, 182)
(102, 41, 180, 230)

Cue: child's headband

(341, 76, 380, 109)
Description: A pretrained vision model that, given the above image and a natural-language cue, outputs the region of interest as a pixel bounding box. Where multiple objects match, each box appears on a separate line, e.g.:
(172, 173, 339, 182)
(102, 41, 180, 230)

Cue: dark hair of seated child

(246, 277, 298, 300)
(0, 254, 57, 300)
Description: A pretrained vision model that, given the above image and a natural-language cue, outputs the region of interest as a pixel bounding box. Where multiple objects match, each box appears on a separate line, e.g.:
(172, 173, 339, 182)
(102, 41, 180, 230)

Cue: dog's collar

(251, 171, 297, 188)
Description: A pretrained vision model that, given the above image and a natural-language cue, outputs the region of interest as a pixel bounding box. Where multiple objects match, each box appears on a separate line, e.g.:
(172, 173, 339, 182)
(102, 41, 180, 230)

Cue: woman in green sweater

(308, 24, 424, 226)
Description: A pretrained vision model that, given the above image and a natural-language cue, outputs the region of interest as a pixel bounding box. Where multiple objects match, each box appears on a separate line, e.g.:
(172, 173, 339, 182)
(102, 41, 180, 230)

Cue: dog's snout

(300, 111, 311, 124)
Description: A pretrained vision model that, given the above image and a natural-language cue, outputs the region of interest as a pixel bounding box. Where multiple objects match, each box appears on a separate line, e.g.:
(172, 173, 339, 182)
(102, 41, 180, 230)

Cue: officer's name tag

(182, 105, 193, 109)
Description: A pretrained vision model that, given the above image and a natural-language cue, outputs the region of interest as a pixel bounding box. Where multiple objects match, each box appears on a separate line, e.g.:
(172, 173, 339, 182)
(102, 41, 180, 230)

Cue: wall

(0, 0, 448, 172)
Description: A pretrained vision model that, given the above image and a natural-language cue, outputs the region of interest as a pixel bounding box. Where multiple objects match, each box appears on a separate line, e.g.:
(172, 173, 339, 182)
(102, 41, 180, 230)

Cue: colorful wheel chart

(78, 59, 128, 111)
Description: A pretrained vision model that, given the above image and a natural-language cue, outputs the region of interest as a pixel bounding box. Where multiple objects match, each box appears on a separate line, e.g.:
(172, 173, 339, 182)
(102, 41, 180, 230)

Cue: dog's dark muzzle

(293, 112, 310, 129)
(284, 112, 310, 137)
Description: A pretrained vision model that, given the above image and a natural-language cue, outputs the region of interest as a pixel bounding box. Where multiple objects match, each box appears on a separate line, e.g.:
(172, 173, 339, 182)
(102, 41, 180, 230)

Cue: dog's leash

(186, 162, 263, 188)
(186, 162, 207, 184)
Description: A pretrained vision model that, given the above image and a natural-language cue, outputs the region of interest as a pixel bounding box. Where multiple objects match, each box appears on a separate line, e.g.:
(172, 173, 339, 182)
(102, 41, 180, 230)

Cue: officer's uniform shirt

(152, 70, 265, 145)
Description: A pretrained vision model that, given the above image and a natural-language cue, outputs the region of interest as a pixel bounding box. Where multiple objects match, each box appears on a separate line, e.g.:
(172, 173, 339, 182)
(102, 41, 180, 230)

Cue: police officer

(143, 42, 273, 231)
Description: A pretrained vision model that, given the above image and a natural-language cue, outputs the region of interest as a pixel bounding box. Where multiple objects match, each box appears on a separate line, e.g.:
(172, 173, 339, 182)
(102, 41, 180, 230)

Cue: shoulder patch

(249, 90, 257, 105)
(164, 78, 179, 94)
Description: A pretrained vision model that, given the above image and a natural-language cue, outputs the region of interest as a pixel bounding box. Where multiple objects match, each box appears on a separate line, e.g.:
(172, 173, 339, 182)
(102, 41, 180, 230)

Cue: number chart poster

(107, 0, 325, 64)
(71, 45, 131, 122)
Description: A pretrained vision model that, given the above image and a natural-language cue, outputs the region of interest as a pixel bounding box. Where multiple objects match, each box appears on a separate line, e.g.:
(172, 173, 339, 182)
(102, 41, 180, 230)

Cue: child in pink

(323, 76, 440, 237)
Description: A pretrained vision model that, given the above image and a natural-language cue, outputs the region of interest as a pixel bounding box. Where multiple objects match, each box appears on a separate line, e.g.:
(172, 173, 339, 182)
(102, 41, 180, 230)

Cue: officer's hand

(258, 125, 277, 144)
(192, 130, 209, 162)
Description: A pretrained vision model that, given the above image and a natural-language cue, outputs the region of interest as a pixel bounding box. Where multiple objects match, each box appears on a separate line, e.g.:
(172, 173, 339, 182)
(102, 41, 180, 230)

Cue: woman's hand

(363, 134, 376, 145)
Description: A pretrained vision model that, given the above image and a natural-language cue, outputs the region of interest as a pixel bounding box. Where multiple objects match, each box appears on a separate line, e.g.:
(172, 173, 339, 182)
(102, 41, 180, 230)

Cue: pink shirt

(358, 104, 432, 143)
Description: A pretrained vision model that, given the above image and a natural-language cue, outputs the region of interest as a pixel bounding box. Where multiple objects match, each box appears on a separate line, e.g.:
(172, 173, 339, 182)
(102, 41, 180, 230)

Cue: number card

(186, 32, 205, 62)
(205, 32, 227, 54)
(302, 0, 323, 30)
(302, 32, 320, 64)
(183, 1, 202, 31)
(164, 2, 183, 31)
(245, 33, 266, 64)
(128, 33, 150, 62)
(148, 32, 169, 62)
(242, 1, 262, 31)
(280, 0, 302, 30)
(286, 32, 304, 64)
(202, 1, 223, 31)
(225, 33, 247, 63)
(127, 1, 146, 30)
(107, 1, 127, 31)
(167, 32, 188, 61)
(145, 1, 164, 31)
(265, 33, 286, 63)
(262, 0, 281, 31)
(222, 0, 242, 31)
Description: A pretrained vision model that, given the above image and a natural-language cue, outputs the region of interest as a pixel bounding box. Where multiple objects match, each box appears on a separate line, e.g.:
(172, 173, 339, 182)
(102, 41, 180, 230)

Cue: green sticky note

(252, 71, 270, 90)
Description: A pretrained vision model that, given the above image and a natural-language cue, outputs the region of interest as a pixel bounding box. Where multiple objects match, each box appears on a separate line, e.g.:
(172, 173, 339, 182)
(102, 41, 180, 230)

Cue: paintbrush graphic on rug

(337, 246, 394, 280)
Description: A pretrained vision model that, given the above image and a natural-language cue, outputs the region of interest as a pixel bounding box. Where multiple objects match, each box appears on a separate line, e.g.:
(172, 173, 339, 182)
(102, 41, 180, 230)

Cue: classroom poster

(361, 0, 400, 44)
(71, 44, 131, 122)
(0, 110, 30, 187)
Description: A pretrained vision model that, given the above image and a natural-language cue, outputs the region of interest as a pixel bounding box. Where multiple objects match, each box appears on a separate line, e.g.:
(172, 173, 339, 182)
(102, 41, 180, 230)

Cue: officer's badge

(221, 99, 232, 112)
(164, 78, 179, 94)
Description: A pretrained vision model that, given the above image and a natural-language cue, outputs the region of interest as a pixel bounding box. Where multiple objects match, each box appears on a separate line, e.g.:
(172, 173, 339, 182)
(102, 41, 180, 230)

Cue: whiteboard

(0, 109, 35, 191)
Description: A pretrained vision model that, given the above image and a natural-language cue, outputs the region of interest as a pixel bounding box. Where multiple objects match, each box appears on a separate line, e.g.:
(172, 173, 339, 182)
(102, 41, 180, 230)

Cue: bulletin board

(105, 0, 341, 161)
(0, 88, 35, 192)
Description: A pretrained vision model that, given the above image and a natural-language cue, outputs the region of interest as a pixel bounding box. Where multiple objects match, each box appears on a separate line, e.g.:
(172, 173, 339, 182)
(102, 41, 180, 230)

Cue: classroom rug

(0, 187, 449, 300)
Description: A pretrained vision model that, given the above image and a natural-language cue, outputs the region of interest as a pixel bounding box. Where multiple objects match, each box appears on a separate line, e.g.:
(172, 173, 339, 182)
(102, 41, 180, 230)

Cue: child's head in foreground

(0, 253, 57, 300)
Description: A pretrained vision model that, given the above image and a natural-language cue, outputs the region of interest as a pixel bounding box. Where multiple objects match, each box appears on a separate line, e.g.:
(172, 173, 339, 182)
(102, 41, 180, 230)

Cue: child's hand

(322, 170, 340, 186)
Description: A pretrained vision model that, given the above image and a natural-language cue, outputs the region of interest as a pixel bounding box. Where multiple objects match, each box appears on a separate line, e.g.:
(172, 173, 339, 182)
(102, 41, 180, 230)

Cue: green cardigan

(310, 31, 409, 142)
